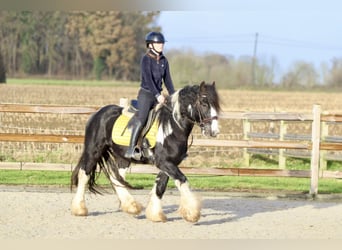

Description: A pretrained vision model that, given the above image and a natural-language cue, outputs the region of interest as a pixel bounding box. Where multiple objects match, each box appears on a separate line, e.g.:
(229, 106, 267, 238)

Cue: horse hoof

(71, 200, 88, 216)
(178, 206, 200, 223)
(121, 200, 143, 215)
(146, 211, 167, 222)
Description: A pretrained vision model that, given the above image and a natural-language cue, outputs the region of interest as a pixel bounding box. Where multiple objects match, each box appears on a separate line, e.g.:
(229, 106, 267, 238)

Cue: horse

(70, 81, 220, 223)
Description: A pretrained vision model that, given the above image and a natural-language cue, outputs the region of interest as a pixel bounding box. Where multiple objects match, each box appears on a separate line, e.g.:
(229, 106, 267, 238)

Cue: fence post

(279, 120, 287, 169)
(320, 121, 328, 170)
(243, 118, 251, 167)
(310, 104, 321, 196)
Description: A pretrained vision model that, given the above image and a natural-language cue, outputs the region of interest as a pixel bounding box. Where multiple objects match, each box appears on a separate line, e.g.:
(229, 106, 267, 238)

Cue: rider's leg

(124, 120, 143, 159)
(125, 88, 156, 159)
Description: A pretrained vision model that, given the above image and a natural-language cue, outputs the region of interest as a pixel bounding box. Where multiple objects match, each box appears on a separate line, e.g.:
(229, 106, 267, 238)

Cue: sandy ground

(1, 185, 342, 239)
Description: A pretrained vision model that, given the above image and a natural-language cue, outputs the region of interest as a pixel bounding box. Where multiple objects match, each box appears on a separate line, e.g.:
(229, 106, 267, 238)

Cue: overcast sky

(157, 0, 342, 76)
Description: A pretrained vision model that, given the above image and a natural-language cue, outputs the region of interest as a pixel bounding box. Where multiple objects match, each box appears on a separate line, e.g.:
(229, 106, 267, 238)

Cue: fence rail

(1, 103, 342, 195)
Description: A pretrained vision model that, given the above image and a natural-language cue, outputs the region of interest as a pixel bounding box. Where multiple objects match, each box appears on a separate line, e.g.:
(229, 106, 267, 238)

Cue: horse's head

(195, 81, 221, 137)
(169, 81, 221, 137)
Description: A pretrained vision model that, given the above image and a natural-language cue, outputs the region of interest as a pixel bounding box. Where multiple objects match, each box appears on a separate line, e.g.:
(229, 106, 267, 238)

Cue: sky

(157, 0, 342, 77)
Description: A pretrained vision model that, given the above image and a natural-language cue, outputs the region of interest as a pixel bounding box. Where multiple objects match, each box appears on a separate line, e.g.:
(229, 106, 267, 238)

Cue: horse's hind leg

(71, 150, 98, 216)
(71, 167, 90, 216)
(108, 157, 143, 215)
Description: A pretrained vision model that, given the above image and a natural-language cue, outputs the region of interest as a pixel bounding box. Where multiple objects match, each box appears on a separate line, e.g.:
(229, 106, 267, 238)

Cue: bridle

(190, 95, 218, 129)
(161, 93, 218, 130)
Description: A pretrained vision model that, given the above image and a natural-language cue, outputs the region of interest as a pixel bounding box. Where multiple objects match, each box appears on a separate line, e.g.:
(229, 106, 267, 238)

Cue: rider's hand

(157, 95, 165, 104)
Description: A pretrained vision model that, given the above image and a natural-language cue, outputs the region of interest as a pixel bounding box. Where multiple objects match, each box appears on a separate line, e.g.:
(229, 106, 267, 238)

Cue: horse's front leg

(147, 162, 201, 223)
(146, 172, 169, 222)
(167, 162, 201, 223)
(174, 179, 201, 223)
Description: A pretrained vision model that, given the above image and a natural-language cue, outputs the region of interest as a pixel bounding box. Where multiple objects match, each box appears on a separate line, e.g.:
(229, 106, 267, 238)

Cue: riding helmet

(145, 31, 166, 45)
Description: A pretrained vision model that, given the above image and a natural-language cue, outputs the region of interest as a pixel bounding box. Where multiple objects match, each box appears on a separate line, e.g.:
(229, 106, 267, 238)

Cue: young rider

(125, 31, 176, 159)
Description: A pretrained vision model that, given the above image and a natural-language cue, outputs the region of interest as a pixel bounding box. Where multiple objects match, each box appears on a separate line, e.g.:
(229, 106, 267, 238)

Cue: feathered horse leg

(71, 168, 89, 216)
(145, 172, 169, 222)
(109, 167, 143, 215)
(175, 180, 201, 223)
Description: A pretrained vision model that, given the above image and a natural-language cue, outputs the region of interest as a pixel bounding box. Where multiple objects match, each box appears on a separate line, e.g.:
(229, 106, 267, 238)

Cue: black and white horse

(71, 81, 220, 222)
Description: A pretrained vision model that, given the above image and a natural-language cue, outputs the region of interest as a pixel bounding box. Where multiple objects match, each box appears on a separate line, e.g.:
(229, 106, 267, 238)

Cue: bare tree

(281, 61, 319, 89)
(0, 44, 6, 83)
(326, 58, 342, 88)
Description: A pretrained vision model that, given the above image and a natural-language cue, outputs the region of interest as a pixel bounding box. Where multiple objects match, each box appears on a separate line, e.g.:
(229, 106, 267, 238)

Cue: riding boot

(124, 120, 143, 159)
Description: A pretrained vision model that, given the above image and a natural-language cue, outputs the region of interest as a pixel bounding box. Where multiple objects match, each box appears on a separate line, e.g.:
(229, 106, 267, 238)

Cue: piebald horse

(71, 81, 220, 222)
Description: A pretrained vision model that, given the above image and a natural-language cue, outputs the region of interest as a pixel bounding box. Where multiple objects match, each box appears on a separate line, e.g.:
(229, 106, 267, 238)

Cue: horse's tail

(95, 149, 137, 192)
(70, 154, 104, 194)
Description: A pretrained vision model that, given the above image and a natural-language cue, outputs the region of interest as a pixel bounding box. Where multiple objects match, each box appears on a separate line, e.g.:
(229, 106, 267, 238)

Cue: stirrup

(125, 146, 141, 160)
(132, 146, 142, 160)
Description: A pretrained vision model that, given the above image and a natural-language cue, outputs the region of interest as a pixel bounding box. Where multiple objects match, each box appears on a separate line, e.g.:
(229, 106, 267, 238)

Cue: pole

(252, 32, 258, 85)
(310, 104, 321, 196)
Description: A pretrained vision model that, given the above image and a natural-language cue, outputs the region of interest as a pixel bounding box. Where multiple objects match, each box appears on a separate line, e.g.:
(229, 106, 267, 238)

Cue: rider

(124, 31, 176, 159)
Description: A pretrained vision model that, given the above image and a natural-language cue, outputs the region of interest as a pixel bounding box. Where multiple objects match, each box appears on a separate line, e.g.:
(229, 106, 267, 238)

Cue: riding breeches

(137, 88, 157, 125)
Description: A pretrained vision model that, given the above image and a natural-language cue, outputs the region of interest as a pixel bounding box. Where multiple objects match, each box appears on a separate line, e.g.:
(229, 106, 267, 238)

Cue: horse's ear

(200, 81, 206, 92)
(212, 81, 215, 86)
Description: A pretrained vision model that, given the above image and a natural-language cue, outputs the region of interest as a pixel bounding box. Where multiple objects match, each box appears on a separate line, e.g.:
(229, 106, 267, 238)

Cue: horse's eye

(201, 102, 209, 108)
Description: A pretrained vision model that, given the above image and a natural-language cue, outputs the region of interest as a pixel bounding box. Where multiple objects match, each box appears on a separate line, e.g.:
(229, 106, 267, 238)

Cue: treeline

(0, 11, 342, 89)
(167, 49, 342, 89)
(0, 11, 160, 81)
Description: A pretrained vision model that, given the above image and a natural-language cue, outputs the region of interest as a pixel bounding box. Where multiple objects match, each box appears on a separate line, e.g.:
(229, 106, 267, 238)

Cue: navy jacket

(140, 50, 175, 98)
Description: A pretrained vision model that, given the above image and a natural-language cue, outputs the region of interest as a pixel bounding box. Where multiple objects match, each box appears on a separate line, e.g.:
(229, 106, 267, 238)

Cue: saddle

(112, 100, 158, 159)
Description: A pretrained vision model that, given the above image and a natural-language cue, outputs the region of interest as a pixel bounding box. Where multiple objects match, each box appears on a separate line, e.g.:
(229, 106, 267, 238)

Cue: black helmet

(145, 31, 166, 44)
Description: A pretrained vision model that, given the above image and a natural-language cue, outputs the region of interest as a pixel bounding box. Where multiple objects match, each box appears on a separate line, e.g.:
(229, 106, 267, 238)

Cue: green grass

(1, 169, 341, 194)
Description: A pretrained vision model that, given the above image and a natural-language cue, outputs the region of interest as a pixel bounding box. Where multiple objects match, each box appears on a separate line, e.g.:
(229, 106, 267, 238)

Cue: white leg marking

(175, 180, 201, 223)
(145, 184, 167, 222)
(71, 169, 89, 216)
(109, 174, 143, 215)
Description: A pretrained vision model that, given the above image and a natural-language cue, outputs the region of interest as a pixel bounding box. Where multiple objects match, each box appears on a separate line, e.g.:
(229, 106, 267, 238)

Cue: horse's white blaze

(210, 106, 219, 135)
(146, 184, 166, 222)
(71, 169, 89, 216)
(156, 121, 173, 145)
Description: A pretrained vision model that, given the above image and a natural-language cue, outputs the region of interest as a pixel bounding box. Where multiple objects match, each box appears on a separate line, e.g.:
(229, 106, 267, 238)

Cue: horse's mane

(156, 82, 220, 131)
(200, 83, 221, 112)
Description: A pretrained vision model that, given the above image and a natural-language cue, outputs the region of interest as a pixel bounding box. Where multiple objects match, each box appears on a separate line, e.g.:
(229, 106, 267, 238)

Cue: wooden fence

(1, 103, 342, 195)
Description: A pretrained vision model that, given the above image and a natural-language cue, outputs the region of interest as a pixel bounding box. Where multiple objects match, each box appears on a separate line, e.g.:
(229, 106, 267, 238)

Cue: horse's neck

(173, 118, 194, 139)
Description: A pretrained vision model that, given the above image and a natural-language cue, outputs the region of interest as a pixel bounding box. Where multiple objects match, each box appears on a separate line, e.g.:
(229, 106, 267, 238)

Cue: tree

(0, 11, 20, 75)
(0, 44, 6, 83)
(65, 11, 160, 80)
(0, 11, 160, 80)
(326, 58, 342, 88)
(281, 61, 319, 89)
